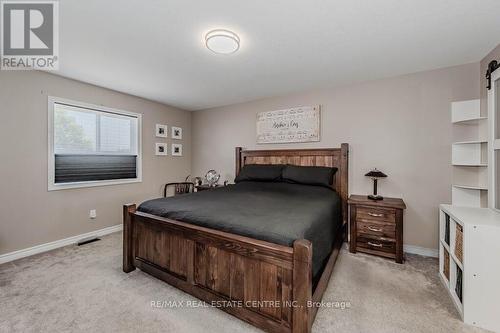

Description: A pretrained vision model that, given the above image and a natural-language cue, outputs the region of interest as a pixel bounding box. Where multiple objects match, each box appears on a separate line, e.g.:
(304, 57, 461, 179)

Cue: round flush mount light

(205, 29, 240, 54)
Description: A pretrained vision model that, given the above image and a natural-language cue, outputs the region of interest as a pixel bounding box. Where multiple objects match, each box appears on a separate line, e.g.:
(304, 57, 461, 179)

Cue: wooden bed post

(340, 143, 349, 240)
(235, 147, 242, 177)
(123, 203, 136, 273)
(292, 239, 312, 333)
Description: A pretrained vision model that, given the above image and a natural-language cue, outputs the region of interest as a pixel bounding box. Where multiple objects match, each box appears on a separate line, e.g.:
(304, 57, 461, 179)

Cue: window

(48, 97, 142, 190)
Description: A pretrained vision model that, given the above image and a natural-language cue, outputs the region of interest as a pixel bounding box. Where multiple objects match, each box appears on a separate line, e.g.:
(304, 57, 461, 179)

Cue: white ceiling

(56, 0, 500, 110)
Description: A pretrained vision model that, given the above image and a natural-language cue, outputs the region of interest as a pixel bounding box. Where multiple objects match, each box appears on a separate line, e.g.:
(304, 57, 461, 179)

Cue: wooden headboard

(235, 144, 349, 226)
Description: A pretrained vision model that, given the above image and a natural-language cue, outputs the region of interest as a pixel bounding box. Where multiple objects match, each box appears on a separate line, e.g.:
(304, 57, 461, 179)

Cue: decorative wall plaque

(256, 105, 320, 144)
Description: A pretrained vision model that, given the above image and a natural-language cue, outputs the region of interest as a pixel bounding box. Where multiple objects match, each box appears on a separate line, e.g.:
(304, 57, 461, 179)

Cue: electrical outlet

(89, 209, 97, 219)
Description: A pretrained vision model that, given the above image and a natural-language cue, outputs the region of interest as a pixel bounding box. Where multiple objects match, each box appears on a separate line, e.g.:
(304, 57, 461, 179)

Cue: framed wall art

(171, 126, 182, 140)
(155, 124, 167, 138)
(256, 105, 320, 144)
(171, 143, 182, 156)
(155, 143, 168, 156)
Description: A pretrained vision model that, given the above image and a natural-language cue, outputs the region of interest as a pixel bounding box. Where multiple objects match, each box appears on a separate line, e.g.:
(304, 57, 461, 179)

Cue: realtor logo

(1, 0, 59, 70)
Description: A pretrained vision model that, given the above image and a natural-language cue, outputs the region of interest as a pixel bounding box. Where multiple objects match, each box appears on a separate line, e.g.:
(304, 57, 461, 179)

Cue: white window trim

(48, 96, 142, 191)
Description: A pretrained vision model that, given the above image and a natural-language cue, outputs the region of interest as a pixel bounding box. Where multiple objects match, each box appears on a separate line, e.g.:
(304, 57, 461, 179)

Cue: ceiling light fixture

(205, 29, 240, 54)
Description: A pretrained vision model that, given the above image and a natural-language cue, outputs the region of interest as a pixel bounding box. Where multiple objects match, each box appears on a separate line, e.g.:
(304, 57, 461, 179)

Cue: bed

(123, 145, 349, 333)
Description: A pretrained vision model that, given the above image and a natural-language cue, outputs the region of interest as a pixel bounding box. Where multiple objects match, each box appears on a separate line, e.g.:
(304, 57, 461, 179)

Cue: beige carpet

(0, 232, 484, 333)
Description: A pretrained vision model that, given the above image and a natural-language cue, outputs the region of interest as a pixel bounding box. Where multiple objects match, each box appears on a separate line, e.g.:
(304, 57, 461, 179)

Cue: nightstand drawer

(357, 235, 396, 254)
(357, 206, 395, 223)
(356, 220, 395, 239)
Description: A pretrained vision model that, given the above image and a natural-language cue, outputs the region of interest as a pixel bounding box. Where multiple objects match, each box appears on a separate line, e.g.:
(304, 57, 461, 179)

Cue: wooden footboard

(123, 204, 335, 333)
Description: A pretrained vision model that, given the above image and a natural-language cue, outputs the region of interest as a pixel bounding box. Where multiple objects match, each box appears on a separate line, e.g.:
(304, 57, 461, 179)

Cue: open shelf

(452, 163, 487, 167)
(451, 99, 483, 124)
(452, 117, 487, 125)
(449, 258, 463, 309)
(452, 141, 487, 166)
(452, 140, 487, 145)
(452, 184, 488, 190)
(451, 251, 463, 270)
(452, 185, 488, 208)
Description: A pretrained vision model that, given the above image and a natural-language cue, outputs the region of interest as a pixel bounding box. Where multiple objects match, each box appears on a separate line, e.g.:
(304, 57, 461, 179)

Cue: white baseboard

(404, 244, 438, 258)
(0, 224, 122, 265)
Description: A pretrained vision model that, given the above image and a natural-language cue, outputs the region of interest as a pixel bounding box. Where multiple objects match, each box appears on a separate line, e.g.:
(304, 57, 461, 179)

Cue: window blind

(55, 155, 137, 183)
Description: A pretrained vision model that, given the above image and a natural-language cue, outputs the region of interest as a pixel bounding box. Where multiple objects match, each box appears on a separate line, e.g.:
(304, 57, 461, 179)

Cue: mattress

(138, 181, 342, 278)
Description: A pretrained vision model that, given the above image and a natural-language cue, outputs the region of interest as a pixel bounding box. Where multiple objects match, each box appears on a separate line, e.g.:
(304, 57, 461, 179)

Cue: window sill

(48, 177, 142, 191)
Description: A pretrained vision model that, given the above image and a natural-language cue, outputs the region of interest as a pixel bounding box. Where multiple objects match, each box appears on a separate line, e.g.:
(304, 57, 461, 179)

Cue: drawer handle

(368, 213, 383, 217)
(368, 241, 383, 248)
(367, 226, 383, 232)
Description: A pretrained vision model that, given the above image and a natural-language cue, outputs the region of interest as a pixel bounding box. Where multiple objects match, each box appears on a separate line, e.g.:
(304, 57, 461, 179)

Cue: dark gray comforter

(138, 181, 342, 278)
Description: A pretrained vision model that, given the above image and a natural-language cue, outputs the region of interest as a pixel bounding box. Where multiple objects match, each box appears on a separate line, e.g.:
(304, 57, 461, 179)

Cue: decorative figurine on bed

(365, 168, 387, 200)
(205, 169, 220, 187)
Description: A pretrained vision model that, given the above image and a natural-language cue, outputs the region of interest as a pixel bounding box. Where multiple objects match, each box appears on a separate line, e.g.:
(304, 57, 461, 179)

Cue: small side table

(348, 195, 406, 263)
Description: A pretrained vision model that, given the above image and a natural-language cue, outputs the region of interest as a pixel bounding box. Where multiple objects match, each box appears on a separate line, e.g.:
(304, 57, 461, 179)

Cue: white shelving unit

(439, 204, 500, 332)
(451, 99, 487, 208)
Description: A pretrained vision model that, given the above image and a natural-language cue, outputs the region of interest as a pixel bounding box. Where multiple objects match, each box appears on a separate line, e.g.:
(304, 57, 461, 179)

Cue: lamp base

(368, 194, 384, 201)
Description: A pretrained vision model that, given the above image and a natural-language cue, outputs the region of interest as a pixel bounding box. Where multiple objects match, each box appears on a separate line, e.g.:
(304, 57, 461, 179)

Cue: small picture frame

(155, 124, 167, 138)
(172, 143, 182, 156)
(155, 143, 168, 156)
(171, 126, 182, 140)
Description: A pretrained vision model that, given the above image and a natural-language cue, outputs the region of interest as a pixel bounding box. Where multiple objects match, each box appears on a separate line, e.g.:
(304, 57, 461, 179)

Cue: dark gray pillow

(235, 164, 284, 183)
(282, 165, 337, 187)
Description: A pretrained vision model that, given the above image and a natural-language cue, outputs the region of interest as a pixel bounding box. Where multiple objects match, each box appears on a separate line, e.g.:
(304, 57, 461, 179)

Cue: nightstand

(348, 195, 406, 263)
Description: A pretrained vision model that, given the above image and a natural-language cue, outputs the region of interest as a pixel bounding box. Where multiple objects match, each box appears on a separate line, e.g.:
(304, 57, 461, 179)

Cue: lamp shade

(365, 169, 387, 178)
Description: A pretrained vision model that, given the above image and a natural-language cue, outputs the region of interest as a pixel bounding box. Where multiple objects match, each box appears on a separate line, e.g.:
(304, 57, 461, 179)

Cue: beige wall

(0, 71, 191, 255)
(192, 63, 480, 250)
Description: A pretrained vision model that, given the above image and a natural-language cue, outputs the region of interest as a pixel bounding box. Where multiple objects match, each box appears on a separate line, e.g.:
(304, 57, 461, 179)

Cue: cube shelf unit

(451, 100, 488, 208)
(439, 204, 500, 333)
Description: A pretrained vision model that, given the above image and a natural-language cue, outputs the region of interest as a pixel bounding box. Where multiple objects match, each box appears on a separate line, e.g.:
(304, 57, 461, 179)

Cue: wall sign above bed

(256, 105, 320, 144)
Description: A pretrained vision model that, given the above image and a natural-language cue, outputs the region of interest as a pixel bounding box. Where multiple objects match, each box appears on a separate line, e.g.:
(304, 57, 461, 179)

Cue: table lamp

(365, 168, 387, 200)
